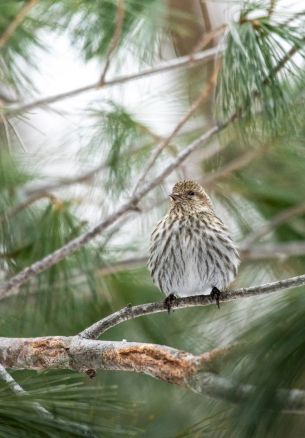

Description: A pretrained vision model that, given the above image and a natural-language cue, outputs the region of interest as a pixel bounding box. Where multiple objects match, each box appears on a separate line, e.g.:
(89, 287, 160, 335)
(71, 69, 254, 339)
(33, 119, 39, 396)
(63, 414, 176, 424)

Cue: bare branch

(98, 238, 305, 278)
(189, 372, 305, 414)
(282, 10, 305, 27)
(267, 0, 277, 17)
(132, 61, 221, 195)
(100, 256, 147, 276)
(263, 39, 305, 86)
(99, 0, 125, 84)
(0, 124, 224, 300)
(242, 200, 305, 249)
(0, 364, 97, 435)
(0, 364, 56, 419)
(0, 336, 207, 384)
(79, 273, 305, 339)
(10, 133, 154, 207)
(7, 46, 223, 116)
(202, 145, 266, 187)
(0, 0, 38, 49)
(0, 192, 59, 225)
(243, 241, 305, 260)
(0, 335, 304, 413)
(0, 160, 108, 224)
(191, 25, 227, 54)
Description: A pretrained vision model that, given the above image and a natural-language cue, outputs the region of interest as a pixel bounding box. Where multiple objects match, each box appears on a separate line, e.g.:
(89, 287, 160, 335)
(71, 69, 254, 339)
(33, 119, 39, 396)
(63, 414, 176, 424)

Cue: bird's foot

(164, 293, 176, 314)
(210, 287, 222, 309)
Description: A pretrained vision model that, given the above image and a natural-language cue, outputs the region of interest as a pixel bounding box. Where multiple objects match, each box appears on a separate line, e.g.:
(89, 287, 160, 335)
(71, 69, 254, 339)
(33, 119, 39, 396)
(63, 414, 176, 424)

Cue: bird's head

(169, 180, 213, 212)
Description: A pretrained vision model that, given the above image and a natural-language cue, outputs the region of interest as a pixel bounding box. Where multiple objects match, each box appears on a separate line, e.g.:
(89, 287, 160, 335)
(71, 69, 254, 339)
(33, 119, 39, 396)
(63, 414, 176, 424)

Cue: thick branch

(7, 46, 222, 116)
(79, 273, 305, 339)
(0, 336, 204, 385)
(0, 336, 304, 413)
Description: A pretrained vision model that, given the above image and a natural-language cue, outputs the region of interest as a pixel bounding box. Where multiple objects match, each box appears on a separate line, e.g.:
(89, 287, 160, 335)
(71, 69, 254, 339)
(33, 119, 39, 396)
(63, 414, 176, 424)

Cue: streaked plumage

(148, 180, 239, 300)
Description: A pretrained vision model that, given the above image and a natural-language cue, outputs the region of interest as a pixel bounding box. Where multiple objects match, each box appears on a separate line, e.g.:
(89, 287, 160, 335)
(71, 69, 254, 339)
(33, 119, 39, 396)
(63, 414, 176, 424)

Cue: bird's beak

(169, 193, 179, 201)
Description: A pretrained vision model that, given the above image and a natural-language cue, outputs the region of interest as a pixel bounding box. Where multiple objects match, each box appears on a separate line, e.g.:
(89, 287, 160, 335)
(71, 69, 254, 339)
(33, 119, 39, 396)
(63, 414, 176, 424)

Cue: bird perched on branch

(148, 180, 240, 312)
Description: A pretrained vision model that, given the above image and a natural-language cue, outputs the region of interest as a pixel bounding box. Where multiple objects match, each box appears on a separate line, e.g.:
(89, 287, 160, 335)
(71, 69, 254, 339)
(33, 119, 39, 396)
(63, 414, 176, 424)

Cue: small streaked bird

(148, 180, 240, 311)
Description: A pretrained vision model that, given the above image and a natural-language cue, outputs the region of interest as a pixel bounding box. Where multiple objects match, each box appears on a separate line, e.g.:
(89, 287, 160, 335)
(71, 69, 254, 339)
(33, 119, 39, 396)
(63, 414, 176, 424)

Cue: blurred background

(1, 0, 305, 436)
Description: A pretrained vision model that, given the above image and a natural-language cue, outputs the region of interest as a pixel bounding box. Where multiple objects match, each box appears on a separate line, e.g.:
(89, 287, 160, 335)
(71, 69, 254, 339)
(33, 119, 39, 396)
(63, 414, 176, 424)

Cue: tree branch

(98, 238, 305, 279)
(242, 200, 305, 249)
(0, 364, 54, 418)
(0, 364, 97, 436)
(2, 25, 301, 299)
(201, 145, 267, 187)
(0, 336, 209, 384)
(79, 273, 305, 339)
(0, 124, 224, 300)
(6, 46, 223, 116)
(0, 192, 59, 225)
(0, 335, 304, 413)
(99, 0, 125, 84)
(188, 372, 305, 414)
(267, 0, 277, 17)
(243, 241, 305, 260)
(131, 61, 221, 195)
(0, 0, 38, 49)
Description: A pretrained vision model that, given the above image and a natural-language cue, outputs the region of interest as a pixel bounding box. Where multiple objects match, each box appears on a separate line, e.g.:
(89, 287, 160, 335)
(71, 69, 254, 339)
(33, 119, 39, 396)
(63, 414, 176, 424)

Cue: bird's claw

(164, 293, 176, 314)
(210, 287, 222, 309)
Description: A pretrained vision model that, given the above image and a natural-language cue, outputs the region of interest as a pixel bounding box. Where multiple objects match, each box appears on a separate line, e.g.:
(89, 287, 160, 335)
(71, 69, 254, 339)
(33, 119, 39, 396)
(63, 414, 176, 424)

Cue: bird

(148, 180, 240, 312)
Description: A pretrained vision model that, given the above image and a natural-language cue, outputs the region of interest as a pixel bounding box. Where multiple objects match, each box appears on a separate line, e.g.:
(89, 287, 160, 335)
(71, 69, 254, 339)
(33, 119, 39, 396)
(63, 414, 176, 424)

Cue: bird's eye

(187, 191, 195, 196)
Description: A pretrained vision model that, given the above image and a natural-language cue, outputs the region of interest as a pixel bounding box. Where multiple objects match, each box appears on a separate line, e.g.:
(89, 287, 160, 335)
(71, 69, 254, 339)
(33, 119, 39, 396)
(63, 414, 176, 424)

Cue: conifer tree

(1, 1, 305, 436)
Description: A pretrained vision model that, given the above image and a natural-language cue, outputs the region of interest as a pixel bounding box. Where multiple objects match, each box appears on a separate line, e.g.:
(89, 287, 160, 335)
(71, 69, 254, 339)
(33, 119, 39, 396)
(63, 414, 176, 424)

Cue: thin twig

(100, 256, 147, 276)
(243, 241, 305, 260)
(0, 364, 53, 418)
(267, 0, 277, 17)
(0, 364, 97, 436)
(202, 145, 266, 187)
(0, 114, 12, 151)
(0, 160, 108, 224)
(12, 133, 157, 209)
(0, 0, 38, 49)
(0, 192, 59, 225)
(263, 39, 305, 86)
(282, 10, 305, 27)
(7, 46, 223, 116)
(79, 272, 305, 339)
(189, 372, 305, 413)
(242, 200, 305, 249)
(98, 238, 305, 278)
(191, 25, 227, 54)
(99, 0, 125, 84)
(131, 62, 221, 195)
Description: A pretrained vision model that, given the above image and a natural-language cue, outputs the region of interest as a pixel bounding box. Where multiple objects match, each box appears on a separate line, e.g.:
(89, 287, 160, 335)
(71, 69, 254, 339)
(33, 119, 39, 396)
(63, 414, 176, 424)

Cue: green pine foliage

(1, 0, 305, 436)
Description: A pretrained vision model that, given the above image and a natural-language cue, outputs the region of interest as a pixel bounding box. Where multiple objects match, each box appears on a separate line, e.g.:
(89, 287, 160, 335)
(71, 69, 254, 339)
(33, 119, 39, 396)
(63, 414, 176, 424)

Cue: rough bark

(0, 336, 218, 385)
(0, 336, 304, 413)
